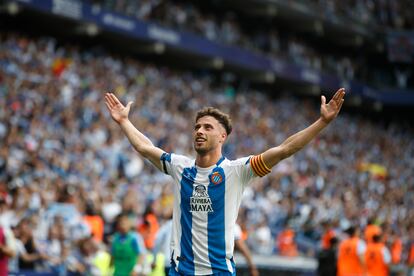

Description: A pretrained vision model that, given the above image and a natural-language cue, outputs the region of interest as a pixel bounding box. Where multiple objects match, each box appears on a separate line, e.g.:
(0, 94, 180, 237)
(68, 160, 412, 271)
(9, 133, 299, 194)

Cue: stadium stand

(1, 0, 414, 275)
(92, 0, 414, 90)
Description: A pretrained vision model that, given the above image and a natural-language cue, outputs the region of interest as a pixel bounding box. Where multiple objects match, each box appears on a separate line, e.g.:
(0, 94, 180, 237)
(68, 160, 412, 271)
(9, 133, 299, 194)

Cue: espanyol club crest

(210, 171, 223, 185)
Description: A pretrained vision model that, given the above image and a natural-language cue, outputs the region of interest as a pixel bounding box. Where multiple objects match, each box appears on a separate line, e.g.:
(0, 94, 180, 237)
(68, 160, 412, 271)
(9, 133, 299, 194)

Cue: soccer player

(104, 88, 345, 275)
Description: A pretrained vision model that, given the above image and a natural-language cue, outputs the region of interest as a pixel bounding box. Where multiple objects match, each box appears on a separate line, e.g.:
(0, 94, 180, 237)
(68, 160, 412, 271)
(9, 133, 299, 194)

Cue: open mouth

(195, 137, 206, 142)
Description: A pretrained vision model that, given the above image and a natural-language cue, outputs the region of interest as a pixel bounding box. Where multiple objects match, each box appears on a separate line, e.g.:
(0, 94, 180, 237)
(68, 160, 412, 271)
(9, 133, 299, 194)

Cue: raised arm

(262, 88, 345, 169)
(105, 93, 164, 171)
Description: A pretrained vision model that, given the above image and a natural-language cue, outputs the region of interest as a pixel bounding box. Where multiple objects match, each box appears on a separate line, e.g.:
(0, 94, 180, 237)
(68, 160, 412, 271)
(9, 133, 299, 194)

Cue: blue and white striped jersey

(160, 153, 258, 275)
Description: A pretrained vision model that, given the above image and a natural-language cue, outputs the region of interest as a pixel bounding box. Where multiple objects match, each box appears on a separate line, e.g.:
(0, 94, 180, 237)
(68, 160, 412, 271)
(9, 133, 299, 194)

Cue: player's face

(193, 116, 226, 155)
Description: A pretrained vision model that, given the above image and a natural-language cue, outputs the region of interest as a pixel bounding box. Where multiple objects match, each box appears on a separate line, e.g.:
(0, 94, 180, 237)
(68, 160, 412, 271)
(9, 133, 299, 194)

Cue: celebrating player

(104, 88, 345, 275)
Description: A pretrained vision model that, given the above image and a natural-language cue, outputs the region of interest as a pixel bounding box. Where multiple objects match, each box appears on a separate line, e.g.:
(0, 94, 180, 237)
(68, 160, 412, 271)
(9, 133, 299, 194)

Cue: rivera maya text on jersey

(190, 185, 213, 212)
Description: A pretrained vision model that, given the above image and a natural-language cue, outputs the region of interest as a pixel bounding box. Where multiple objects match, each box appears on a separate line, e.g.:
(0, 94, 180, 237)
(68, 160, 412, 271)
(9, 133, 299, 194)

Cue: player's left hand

(320, 88, 345, 124)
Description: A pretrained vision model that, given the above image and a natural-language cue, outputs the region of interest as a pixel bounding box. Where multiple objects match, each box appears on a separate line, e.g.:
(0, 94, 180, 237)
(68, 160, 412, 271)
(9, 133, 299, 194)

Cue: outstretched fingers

(332, 88, 343, 102)
(109, 93, 122, 106)
(337, 88, 345, 101)
(337, 99, 344, 112)
(105, 93, 116, 108)
(337, 90, 345, 107)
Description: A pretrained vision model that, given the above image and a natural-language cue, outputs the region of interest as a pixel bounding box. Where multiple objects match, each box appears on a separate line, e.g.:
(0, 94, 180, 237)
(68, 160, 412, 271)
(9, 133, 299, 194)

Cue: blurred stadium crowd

(1, 28, 414, 274)
(89, 0, 414, 90)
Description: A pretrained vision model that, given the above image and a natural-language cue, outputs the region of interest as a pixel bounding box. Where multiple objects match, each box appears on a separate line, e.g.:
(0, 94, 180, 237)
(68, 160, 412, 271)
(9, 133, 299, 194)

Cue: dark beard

(194, 144, 210, 155)
(195, 147, 208, 155)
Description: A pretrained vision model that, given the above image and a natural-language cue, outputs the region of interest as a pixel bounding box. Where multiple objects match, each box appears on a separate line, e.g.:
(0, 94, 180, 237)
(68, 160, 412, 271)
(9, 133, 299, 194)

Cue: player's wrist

(318, 116, 330, 126)
(118, 117, 130, 125)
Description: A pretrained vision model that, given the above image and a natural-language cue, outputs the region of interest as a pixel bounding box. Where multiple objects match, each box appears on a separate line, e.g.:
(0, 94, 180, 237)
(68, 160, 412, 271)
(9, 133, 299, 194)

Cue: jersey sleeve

(234, 223, 242, 241)
(160, 152, 192, 181)
(231, 154, 271, 187)
(237, 154, 271, 181)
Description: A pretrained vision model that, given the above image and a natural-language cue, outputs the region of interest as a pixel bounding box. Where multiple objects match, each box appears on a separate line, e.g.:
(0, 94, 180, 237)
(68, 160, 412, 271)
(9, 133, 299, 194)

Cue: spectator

(83, 202, 105, 242)
(111, 214, 146, 276)
(321, 220, 336, 250)
(364, 217, 381, 244)
(277, 222, 298, 257)
(37, 225, 65, 274)
(365, 234, 391, 276)
(88, 0, 414, 89)
(317, 237, 338, 276)
(137, 205, 159, 251)
(390, 230, 403, 265)
(234, 223, 259, 276)
(151, 208, 173, 276)
(0, 194, 16, 275)
(249, 218, 273, 255)
(337, 226, 366, 276)
(16, 218, 43, 272)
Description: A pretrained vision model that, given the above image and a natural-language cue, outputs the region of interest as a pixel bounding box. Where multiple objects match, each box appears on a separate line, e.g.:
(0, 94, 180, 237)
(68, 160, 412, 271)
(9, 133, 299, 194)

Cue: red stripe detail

(251, 156, 266, 177)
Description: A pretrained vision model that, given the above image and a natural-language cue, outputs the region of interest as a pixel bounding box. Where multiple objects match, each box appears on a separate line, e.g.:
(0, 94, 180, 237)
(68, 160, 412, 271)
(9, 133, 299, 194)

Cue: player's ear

(220, 132, 227, 143)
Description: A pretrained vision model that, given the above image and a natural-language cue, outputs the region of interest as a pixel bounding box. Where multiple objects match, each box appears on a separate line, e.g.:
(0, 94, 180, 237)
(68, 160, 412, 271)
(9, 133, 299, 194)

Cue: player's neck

(195, 150, 222, 168)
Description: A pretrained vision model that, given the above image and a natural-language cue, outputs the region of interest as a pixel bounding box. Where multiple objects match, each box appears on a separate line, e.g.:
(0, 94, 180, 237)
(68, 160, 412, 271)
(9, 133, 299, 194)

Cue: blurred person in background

(276, 221, 298, 257)
(91, 239, 112, 276)
(364, 217, 381, 244)
(151, 207, 173, 276)
(111, 213, 146, 276)
(16, 218, 44, 272)
(137, 204, 160, 251)
(83, 202, 104, 243)
(408, 225, 414, 275)
(234, 223, 259, 276)
(104, 87, 345, 275)
(337, 226, 366, 276)
(249, 218, 273, 256)
(65, 236, 103, 276)
(365, 234, 390, 276)
(37, 224, 65, 274)
(0, 195, 16, 276)
(317, 237, 338, 276)
(320, 220, 336, 250)
(389, 229, 403, 265)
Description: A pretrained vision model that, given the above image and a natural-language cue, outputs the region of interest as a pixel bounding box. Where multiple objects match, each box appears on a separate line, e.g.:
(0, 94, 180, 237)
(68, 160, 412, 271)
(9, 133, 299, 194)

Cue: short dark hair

(329, 237, 339, 247)
(345, 226, 357, 236)
(372, 234, 382, 243)
(195, 107, 232, 135)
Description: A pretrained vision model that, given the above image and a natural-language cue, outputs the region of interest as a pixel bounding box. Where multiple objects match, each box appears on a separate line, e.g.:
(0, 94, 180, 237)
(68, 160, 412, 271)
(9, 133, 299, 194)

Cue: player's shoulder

(223, 156, 252, 167)
(167, 152, 194, 166)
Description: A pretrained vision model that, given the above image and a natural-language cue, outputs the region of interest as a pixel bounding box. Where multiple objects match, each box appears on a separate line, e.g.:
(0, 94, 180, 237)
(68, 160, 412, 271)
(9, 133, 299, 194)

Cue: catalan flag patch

(250, 154, 271, 177)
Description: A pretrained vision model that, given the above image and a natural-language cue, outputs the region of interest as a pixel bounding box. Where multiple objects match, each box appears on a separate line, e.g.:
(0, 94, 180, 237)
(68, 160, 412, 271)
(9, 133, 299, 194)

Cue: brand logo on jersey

(210, 172, 223, 185)
(190, 185, 213, 213)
